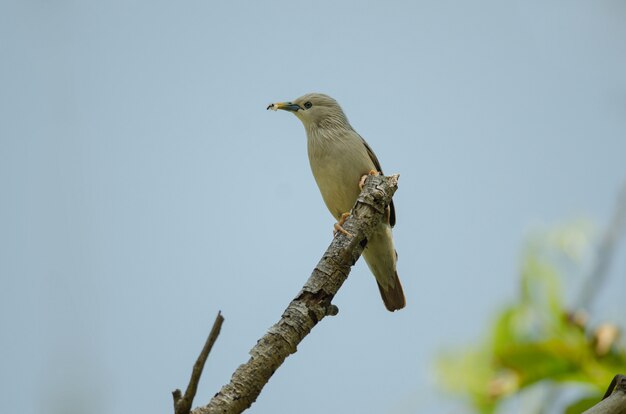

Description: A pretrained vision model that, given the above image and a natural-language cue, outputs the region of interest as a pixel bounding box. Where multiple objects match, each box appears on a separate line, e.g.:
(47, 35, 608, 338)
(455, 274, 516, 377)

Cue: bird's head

(267, 93, 350, 130)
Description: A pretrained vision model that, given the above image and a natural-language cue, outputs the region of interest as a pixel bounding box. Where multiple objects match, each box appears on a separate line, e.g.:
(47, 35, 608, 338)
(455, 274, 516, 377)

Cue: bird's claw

(333, 212, 353, 237)
(359, 170, 380, 190)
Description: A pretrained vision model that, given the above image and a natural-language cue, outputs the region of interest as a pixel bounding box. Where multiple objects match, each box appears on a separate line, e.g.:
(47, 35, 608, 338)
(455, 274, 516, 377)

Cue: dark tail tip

(376, 272, 406, 312)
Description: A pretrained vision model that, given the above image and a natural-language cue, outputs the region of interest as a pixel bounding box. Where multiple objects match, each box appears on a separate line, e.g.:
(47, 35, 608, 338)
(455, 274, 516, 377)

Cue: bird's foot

(333, 212, 353, 237)
(359, 169, 380, 190)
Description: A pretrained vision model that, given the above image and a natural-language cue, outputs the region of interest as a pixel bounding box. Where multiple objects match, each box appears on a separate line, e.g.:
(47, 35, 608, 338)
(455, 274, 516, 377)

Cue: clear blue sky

(1, 1, 625, 413)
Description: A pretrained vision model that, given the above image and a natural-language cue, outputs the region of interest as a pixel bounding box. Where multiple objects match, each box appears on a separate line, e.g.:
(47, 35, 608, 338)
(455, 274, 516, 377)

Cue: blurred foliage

(437, 220, 625, 414)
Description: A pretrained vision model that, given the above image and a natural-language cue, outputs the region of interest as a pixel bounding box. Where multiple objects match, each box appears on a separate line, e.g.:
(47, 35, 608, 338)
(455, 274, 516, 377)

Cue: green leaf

(495, 340, 582, 386)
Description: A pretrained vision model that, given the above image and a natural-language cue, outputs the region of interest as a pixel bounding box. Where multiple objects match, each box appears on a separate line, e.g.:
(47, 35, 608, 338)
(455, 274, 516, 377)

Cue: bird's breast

(306, 130, 376, 219)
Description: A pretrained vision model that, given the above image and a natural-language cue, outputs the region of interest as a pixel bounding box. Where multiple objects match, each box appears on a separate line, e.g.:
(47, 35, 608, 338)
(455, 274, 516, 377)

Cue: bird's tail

(376, 271, 406, 312)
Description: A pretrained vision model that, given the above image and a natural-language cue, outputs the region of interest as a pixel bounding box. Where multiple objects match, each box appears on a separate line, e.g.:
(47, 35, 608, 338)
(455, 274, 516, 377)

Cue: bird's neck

(305, 117, 352, 139)
(305, 121, 353, 160)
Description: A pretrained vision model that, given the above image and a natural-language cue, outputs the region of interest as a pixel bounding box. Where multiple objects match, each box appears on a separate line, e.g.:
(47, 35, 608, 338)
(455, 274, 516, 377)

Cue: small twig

(173, 311, 225, 414)
(576, 179, 626, 310)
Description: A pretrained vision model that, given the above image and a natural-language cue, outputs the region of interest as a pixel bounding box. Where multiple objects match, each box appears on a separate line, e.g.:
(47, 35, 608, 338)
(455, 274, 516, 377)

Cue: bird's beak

(267, 102, 302, 112)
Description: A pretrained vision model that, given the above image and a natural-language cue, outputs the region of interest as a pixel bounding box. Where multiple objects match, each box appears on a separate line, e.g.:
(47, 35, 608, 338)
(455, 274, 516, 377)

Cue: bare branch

(576, 179, 626, 310)
(173, 311, 225, 414)
(541, 180, 626, 413)
(191, 173, 399, 414)
(582, 374, 626, 414)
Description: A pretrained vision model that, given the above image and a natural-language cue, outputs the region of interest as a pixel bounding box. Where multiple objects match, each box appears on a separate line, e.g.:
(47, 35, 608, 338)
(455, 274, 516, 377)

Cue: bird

(267, 93, 405, 311)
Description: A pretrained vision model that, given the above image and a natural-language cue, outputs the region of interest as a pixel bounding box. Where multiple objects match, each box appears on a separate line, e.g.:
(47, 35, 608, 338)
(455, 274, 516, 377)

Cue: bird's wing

(359, 135, 396, 228)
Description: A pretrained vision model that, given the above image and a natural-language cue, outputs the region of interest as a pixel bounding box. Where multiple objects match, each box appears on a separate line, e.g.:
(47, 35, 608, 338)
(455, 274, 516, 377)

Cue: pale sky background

(1, 1, 626, 414)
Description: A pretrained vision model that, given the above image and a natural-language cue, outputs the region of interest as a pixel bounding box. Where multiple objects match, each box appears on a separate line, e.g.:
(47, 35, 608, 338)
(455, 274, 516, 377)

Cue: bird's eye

(304, 101, 313, 109)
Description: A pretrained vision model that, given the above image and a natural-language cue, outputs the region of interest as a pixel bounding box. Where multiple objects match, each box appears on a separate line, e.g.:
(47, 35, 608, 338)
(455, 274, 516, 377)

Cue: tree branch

(583, 374, 626, 414)
(541, 180, 626, 414)
(174, 311, 225, 414)
(191, 173, 399, 414)
(575, 179, 626, 311)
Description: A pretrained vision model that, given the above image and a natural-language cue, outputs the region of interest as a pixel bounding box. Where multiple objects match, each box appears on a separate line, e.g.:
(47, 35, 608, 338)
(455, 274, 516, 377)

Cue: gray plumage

(268, 93, 405, 311)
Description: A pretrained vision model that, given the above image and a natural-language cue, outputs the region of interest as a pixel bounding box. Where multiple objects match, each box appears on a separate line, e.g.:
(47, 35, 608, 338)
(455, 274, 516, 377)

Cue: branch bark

(191, 173, 399, 414)
(583, 375, 626, 414)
